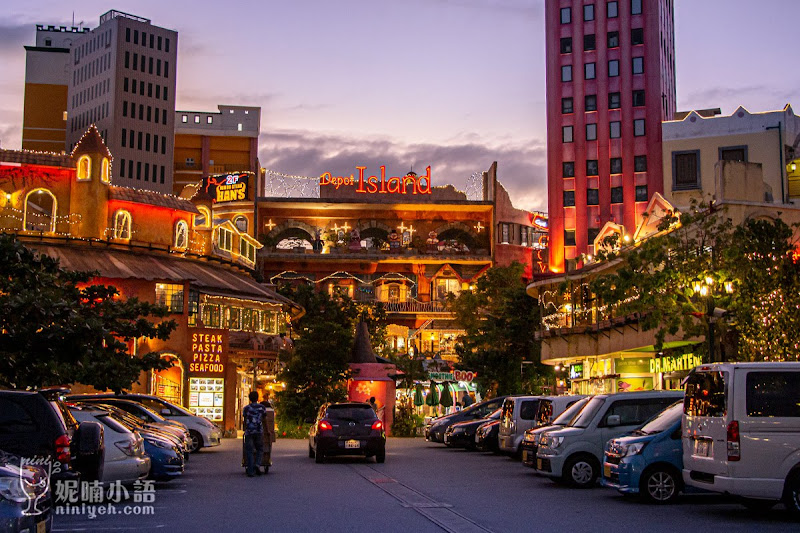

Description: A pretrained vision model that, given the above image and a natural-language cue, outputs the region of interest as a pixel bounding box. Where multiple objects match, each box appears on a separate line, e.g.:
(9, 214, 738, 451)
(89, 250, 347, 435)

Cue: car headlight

(0, 476, 30, 504)
(524, 432, 537, 443)
(621, 442, 646, 457)
(452, 427, 464, 434)
(147, 438, 173, 449)
(544, 435, 564, 449)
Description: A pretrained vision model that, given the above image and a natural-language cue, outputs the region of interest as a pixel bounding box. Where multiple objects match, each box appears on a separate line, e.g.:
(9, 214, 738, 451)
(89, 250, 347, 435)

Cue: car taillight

(371, 420, 383, 431)
(318, 420, 333, 432)
(55, 434, 71, 464)
(726, 420, 740, 461)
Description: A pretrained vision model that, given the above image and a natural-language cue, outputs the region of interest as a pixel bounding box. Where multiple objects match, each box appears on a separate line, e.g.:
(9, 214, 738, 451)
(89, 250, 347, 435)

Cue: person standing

(461, 392, 474, 407)
(243, 391, 267, 477)
(261, 393, 276, 473)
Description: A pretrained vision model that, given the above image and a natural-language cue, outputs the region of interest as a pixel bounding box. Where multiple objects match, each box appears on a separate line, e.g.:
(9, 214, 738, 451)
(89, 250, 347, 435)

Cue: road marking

(350, 464, 493, 533)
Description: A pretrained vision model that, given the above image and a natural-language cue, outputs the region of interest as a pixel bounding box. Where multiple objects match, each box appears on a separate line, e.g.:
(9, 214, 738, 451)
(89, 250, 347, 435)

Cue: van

(682, 362, 800, 515)
(536, 390, 683, 488)
(498, 395, 585, 455)
(522, 396, 592, 468)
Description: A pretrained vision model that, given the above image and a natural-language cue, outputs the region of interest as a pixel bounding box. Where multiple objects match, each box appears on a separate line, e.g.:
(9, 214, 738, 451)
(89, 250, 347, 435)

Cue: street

(51, 437, 798, 533)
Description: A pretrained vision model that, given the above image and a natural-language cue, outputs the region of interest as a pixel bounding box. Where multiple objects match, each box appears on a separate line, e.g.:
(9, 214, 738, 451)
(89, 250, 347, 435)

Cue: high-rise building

(545, 0, 676, 272)
(65, 10, 177, 194)
(22, 25, 89, 152)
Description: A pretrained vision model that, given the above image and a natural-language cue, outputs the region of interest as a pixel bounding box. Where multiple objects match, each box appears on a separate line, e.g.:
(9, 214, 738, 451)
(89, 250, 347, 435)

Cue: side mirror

(606, 415, 621, 427)
(161, 409, 171, 416)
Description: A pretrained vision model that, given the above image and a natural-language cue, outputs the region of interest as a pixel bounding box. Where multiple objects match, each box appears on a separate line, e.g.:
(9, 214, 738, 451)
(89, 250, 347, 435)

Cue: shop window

(77, 155, 91, 180)
(174, 220, 188, 249)
(240, 239, 256, 264)
(113, 209, 132, 239)
(100, 157, 110, 183)
(242, 309, 254, 331)
(234, 216, 248, 232)
(155, 283, 184, 314)
(188, 290, 199, 327)
(435, 278, 462, 301)
(261, 310, 278, 334)
(217, 227, 233, 252)
(226, 307, 242, 330)
(24, 189, 57, 233)
(194, 206, 210, 227)
(202, 304, 221, 328)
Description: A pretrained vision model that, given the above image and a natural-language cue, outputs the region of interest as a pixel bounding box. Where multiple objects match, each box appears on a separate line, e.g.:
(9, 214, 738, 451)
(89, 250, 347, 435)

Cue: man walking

(243, 391, 267, 477)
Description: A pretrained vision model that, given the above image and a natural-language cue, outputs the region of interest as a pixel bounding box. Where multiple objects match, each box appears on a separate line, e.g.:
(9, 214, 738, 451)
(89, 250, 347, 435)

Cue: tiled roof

(0, 150, 73, 168)
(109, 186, 200, 213)
(71, 125, 112, 159)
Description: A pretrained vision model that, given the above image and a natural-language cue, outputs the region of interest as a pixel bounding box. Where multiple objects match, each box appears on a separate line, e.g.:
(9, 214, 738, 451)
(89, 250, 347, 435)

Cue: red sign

(320, 166, 432, 195)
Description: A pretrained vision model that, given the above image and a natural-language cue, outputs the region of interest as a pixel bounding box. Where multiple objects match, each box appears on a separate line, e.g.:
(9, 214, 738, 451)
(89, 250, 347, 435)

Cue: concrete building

(173, 105, 261, 196)
(22, 25, 89, 152)
(65, 10, 177, 194)
(545, 0, 676, 272)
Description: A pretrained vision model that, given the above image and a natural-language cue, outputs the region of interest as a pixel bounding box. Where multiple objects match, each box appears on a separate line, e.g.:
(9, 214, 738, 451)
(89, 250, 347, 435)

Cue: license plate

(693, 438, 712, 457)
(603, 464, 611, 478)
(536, 458, 542, 470)
(37, 520, 47, 533)
(522, 450, 528, 462)
(345, 439, 360, 449)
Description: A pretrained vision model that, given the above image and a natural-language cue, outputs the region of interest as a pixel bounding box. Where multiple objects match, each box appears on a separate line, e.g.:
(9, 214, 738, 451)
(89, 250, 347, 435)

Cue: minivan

(682, 362, 800, 515)
(522, 396, 591, 468)
(498, 395, 585, 455)
(536, 390, 683, 488)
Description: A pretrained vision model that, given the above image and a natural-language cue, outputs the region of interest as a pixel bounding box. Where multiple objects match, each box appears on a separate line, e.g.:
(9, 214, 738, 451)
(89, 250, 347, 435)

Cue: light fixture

(791, 162, 797, 172)
(623, 234, 631, 243)
(692, 280, 703, 294)
(699, 285, 709, 297)
(724, 281, 734, 294)
(705, 276, 714, 285)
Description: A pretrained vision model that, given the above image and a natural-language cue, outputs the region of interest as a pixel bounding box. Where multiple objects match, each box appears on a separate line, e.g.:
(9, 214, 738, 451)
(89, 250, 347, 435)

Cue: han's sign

(203, 173, 250, 203)
(190, 330, 227, 375)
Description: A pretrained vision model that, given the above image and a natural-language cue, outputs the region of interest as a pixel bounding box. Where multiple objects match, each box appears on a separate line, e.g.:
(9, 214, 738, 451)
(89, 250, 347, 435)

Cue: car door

(0, 397, 41, 458)
(683, 370, 729, 477)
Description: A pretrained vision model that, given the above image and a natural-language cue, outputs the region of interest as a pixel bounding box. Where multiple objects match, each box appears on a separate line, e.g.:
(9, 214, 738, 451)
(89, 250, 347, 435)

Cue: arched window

(100, 157, 110, 183)
(174, 220, 188, 249)
(77, 155, 91, 180)
(194, 206, 210, 227)
(23, 189, 57, 233)
(234, 215, 248, 232)
(114, 210, 132, 239)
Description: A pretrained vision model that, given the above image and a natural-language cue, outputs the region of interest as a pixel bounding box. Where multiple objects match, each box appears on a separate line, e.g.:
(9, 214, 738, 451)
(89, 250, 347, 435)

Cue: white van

(498, 395, 585, 455)
(682, 362, 800, 514)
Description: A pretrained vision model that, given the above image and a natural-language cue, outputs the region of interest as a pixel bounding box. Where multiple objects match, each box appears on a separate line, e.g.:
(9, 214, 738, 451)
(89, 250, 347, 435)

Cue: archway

(273, 227, 314, 250)
(24, 188, 57, 233)
(360, 227, 389, 250)
(151, 353, 184, 406)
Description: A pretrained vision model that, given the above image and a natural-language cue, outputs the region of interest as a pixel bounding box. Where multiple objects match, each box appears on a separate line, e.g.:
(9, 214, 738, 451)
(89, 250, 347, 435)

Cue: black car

(444, 408, 501, 449)
(425, 396, 507, 443)
(475, 419, 501, 452)
(308, 402, 386, 464)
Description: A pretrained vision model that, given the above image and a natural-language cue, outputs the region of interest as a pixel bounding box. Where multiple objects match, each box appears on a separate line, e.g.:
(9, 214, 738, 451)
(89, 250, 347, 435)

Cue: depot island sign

(320, 166, 433, 195)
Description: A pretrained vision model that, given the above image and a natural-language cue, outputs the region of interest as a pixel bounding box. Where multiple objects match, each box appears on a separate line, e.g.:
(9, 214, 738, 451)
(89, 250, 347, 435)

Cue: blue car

(142, 436, 184, 481)
(601, 401, 684, 503)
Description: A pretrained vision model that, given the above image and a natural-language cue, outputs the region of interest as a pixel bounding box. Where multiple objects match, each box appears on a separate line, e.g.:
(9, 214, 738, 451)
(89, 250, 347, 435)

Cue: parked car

(68, 393, 221, 453)
(0, 450, 52, 533)
(85, 404, 187, 457)
(499, 395, 586, 455)
(444, 408, 501, 449)
(308, 402, 386, 464)
(426, 396, 507, 443)
(475, 419, 501, 452)
(536, 390, 683, 488)
(682, 362, 800, 515)
(522, 397, 592, 468)
(0, 389, 104, 482)
(602, 401, 685, 503)
(69, 405, 150, 484)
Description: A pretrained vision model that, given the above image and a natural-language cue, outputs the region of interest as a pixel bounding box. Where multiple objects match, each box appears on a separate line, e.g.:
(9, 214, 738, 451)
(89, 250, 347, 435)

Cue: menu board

(188, 377, 224, 421)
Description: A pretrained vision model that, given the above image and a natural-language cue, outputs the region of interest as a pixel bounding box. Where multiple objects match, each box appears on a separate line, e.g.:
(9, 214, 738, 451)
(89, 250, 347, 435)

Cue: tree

(447, 263, 544, 396)
(0, 235, 177, 391)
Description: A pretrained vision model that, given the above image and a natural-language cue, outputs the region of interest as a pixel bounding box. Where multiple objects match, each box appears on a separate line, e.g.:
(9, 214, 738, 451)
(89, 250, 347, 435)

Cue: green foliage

(391, 404, 424, 437)
(0, 235, 177, 392)
(447, 263, 545, 396)
(275, 417, 312, 439)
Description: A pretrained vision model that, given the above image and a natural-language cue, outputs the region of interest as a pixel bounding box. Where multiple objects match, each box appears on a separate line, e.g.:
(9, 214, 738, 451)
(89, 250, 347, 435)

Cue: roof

(423, 263, 489, 282)
(71, 125, 112, 160)
(351, 322, 378, 364)
(109, 186, 200, 214)
(0, 149, 73, 168)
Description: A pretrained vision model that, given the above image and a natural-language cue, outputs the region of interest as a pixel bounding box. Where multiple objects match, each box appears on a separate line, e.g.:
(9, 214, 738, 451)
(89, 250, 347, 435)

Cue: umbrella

(426, 382, 439, 406)
(413, 383, 425, 407)
(439, 381, 454, 408)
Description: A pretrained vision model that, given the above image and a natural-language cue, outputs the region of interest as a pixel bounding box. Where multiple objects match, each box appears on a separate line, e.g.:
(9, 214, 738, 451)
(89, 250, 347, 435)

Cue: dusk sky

(1, 0, 798, 212)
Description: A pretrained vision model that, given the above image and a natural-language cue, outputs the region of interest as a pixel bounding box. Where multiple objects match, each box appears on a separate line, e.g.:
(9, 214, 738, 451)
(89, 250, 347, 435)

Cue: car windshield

(552, 397, 590, 426)
(488, 408, 502, 420)
(568, 396, 605, 428)
(634, 401, 682, 435)
(325, 405, 376, 421)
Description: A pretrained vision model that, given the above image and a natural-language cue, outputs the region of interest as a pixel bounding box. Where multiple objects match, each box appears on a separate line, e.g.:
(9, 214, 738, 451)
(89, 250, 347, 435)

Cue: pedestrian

(461, 391, 474, 407)
(242, 390, 267, 477)
(261, 394, 276, 473)
(368, 396, 378, 412)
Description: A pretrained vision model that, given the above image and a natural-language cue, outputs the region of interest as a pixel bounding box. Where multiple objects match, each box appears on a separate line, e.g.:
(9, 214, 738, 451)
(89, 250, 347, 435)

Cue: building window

(584, 4, 595, 21)
(609, 92, 621, 109)
(631, 28, 644, 46)
(610, 157, 623, 174)
(174, 220, 188, 249)
(500, 223, 510, 244)
(633, 118, 646, 137)
(125, 28, 131, 42)
(631, 0, 642, 15)
(201, 303, 221, 328)
(564, 230, 576, 247)
(560, 37, 572, 54)
(610, 121, 621, 138)
(114, 210, 132, 239)
(608, 59, 619, 77)
(194, 115, 200, 124)
(24, 189, 57, 233)
(120, 158, 126, 177)
(435, 278, 462, 301)
(587, 160, 599, 176)
(122, 128, 127, 147)
(607, 31, 619, 48)
(673, 150, 700, 190)
(719, 146, 747, 162)
(634, 155, 648, 172)
(561, 65, 573, 82)
(240, 239, 256, 264)
(218, 227, 233, 251)
(635, 185, 648, 202)
(563, 190, 576, 207)
(562, 97, 574, 114)
(607, 1, 618, 18)
(584, 62, 596, 80)
(563, 161, 575, 178)
(237, 123, 243, 132)
(186, 158, 195, 167)
(611, 186, 624, 204)
(585, 94, 597, 112)
(560, 7, 571, 24)
(588, 227, 601, 245)
(77, 155, 91, 180)
(562, 126, 574, 143)
(207, 116, 213, 124)
(632, 56, 644, 74)
(584, 34, 596, 51)
(194, 206, 210, 227)
(100, 158, 110, 184)
(234, 216, 248, 232)
(632, 90, 645, 107)
(587, 188, 599, 205)
(586, 123, 597, 141)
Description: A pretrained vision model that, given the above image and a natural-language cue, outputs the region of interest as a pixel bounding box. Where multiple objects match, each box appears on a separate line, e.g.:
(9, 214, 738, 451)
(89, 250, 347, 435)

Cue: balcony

(258, 247, 491, 262)
(353, 295, 449, 314)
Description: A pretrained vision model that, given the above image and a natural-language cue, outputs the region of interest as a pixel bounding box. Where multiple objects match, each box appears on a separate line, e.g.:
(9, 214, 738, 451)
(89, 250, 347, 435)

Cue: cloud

(258, 129, 548, 211)
(683, 85, 798, 113)
(0, 22, 32, 52)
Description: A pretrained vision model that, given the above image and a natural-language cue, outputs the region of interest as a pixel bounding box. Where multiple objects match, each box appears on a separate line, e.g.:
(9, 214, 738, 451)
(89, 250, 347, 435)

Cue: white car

(682, 362, 800, 515)
(70, 405, 150, 484)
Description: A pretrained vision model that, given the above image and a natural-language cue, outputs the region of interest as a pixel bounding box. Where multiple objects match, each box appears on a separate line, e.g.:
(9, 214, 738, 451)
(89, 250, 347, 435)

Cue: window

(234, 216, 248, 232)
(601, 398, 674, 427)
(126, 28, 131, 42)
(610, 157, 622, 174)
(586, 123, 597, 141)
(631, 28, 644, 46)
(587, 188, 599, 205)
(165, 38, 170, 53)
(100, 157, 110, 183)
(155, 283, 184, 314)
(609, 92, 621, 109)
(24, 189, 56, 233)
(562, 126, 574, 143)
(673, 150, 700, 190)
(588, 227, 600, 245)
(632, 56, 644, 74)
(631, 0, 642, 15)
(632, 90, 645, 107)
(608, 59, 619, 77)
(746, 372, 800, 417)
(500, 223, 510, 244)
(0, 399, 36, 434)
(240, 239, 256, 264)
(584, 62, 596, 80)
(563, 190, 576, 207)
(560, 7, 571, 24)
(584, 34, 596, 51)
(158, 36, 162, 50)
(634, 155, 647, 172)
(124, 51, 129, 69)
(560, 37, 572, 54)
(720, 146, 747, 162)
(218, 227, 233, 251)
(561, 65, 573, 82)
(684, 371, 727, 418)
(207, 116, 213, 124)
(123, 78, 129, 92)
(194, 206, 210, 227)
(611, 186, 624, 203)
(610, 121, 621, 138)
(587, 160, 599, 176)
(194, 115, 200, 124)
(77, 155, 91, 180)
(633, 118, 646, 137)
(607, 31, 619, 48)
(635, 185, 648, 202)
(435, 278, 462, 300)
(585, 94, 597, 112)
(584, 4, 595, 21)
(237, 123, 243, 132)
(563, 161, 575, 178)
(114, 210, 132, 239)
(607, 1, 618, 18)
(174, 220, 188, 249)
(562, 97, 574, 114)
(202, 304, 221, 328)
(564, 230, 576, 247)
(122, 128, 127, 147)
(120, 158, 126, 177)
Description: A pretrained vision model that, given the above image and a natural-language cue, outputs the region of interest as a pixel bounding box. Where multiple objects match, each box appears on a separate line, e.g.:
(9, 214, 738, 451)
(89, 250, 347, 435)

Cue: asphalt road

(53, 437, 798, 533)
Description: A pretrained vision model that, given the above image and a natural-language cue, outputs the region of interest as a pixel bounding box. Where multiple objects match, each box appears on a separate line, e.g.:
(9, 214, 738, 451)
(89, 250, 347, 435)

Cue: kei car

(308, 402, 386, 464)
(444, 408, 501, 449)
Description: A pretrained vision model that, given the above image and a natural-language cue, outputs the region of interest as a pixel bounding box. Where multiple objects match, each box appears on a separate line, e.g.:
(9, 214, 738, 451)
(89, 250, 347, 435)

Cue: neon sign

(203, 173, 249, 203)
(320, 166, 432, 195)
(532, 215, 548, 230)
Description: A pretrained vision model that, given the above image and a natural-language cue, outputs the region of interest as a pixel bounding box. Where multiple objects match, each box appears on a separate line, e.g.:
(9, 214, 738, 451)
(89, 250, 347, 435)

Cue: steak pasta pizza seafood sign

(189, 331, 227, 374)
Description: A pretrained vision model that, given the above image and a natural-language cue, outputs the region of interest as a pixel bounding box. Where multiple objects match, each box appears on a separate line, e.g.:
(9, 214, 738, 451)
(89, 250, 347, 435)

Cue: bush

(391, 405, 424, 437)
(276, 417, 312, 439)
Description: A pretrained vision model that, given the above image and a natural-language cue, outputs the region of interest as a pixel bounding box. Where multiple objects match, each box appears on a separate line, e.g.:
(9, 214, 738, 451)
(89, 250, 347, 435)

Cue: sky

(1, 0, 798, 212)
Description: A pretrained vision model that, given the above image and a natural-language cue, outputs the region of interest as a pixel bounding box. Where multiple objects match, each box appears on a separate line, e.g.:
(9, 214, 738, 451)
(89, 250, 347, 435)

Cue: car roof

(594, 390, 684, 400)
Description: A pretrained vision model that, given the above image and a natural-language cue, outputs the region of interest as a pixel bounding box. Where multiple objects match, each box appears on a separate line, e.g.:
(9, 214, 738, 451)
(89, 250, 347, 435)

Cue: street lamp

(692, 277, 735, 363)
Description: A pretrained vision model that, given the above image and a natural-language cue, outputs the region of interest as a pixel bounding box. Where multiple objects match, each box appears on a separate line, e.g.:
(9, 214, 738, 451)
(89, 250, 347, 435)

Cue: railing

(372, 298, 449, 314)
(259, 247, 491, 260)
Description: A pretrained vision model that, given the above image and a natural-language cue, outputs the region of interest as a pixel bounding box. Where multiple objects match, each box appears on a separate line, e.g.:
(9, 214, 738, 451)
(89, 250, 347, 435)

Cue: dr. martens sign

(320, 166, 432, 195)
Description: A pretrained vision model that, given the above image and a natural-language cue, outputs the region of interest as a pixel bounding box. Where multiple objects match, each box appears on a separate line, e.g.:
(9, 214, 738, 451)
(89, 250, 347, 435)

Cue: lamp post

(692, 277, 735, 363)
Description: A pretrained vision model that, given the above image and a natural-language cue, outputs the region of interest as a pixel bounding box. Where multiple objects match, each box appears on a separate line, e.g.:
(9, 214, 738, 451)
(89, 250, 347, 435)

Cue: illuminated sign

(428, 370, 476, 382)
(532, 215, 548, 230)
(569, 364, 583, 380)
(320, 166, 432, 195)
(190, 331, 226, 374)
(203, 173, 249, 203)
(649, 353, 702, 374)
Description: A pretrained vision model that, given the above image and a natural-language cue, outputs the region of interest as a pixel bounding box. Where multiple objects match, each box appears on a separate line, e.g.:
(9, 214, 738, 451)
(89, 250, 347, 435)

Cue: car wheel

(188, 430, 203, 453)
(641, 467, 681, 504)
(740, 498, 776, 511)
(308, 445, 315, 459)
(783, 471, 800, 517)
(375, 450, 386, 464)
(564, 455, 598, 488)
(315, 448, 325, 464)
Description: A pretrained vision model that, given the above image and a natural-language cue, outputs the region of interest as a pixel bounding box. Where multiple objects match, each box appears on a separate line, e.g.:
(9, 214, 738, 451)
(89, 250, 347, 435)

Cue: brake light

(318, 420, 333, 432)
(371, 420, 383, 431)
(726, 420, 740, 461)
(55, 434, 71, 464)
